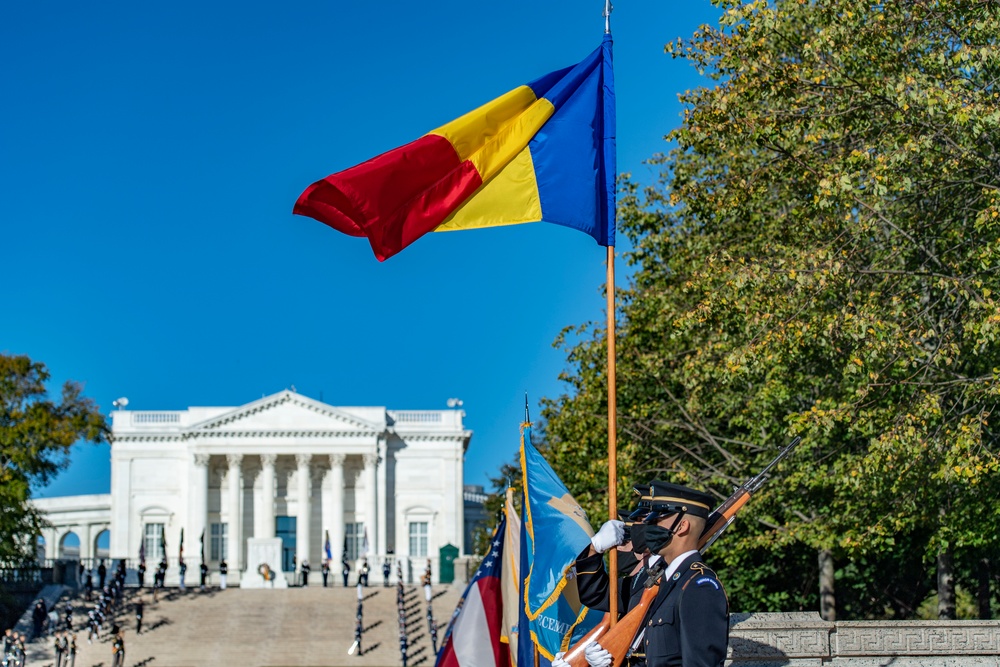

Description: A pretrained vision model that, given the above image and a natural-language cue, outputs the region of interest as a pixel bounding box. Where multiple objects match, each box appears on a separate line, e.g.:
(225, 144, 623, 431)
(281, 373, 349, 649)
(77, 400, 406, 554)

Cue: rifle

(563, 436, 802, 667)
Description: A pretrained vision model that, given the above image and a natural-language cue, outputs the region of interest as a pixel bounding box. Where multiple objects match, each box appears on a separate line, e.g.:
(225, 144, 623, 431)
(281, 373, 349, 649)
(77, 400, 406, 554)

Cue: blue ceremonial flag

(324, 531, 333, 562)
(518, 424, 601, 660)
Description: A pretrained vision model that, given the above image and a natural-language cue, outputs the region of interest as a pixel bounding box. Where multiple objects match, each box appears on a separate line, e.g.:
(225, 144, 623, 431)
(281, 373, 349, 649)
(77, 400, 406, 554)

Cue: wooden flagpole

(606, 244, 619, 628)
(603, 0, 619, 630)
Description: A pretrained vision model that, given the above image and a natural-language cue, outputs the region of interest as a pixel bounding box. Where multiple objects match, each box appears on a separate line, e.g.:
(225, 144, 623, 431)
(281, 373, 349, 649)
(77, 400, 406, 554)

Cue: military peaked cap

(644, 480, 714, 520)
(626, 483, 652, 523)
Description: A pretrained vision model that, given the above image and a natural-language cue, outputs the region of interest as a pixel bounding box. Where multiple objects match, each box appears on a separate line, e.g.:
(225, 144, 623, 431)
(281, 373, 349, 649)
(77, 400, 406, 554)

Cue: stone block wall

(729, 612, 1000, 667)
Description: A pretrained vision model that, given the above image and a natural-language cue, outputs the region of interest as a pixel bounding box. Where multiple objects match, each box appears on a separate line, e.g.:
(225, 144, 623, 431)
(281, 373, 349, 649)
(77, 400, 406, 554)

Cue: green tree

(0, 354, 107, 564)
(542, 0, 1000, 619)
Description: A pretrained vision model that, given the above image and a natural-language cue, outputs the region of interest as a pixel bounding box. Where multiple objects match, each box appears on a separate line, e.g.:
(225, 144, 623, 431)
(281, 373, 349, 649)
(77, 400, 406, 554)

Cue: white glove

(584, 641, 612, 667)
(551, 652, 570, 667)
(590, 520, 625, 554)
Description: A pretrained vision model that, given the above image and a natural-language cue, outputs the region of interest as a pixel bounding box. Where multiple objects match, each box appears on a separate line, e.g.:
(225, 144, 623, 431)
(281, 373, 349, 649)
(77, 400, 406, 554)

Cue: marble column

(296, 454, 312, 570)
(227, 454, 243, 568)
(364, 452, 379, 556)
(455, 450, 465, 555)
(259, 454, 276, 539)
(327, 454, 345, 562)
(80, 524, 93, 561)
(191, 454, 210, 565)
(45, 527, 58, 560)
(377, 438, 388, 558)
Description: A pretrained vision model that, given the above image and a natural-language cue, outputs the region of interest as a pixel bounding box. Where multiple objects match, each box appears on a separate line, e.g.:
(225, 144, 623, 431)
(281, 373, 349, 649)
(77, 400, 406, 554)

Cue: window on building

(409, 522, 428, 558)
(143, 523, 164, 560)
(210, 523, 228, 561)
(345, 522, 366, 561)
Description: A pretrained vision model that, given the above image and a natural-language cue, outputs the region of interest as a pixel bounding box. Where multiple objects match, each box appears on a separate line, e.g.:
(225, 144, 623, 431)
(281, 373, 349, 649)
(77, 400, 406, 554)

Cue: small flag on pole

(294, 36, 616, 261)
(435, 516, 509, 667)
(500, 491, 522, 665)
(138, 537, 146, 566)
(325, 531, 333, 562)
(200, 529, 205, 562)
(179, 528, 185, 561)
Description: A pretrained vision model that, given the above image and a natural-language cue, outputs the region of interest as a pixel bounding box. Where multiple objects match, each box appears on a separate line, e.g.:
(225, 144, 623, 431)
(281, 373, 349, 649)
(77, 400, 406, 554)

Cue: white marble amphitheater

(33, 390, 484, 585)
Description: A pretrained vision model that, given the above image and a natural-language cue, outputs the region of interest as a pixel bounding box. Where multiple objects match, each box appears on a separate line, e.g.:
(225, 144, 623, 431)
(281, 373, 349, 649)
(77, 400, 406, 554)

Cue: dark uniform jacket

(575, 550, 648, 617)
(642, 552, 729, 667)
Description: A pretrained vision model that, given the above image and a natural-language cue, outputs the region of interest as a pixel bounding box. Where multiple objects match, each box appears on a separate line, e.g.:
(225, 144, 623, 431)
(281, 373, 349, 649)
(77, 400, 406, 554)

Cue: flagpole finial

(525, 393, 530, 423)
(604, 0, 613, 34)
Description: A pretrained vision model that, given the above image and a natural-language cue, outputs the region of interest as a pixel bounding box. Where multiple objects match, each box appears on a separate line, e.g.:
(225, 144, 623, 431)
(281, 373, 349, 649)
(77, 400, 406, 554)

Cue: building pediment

(188, 390, 385, 435)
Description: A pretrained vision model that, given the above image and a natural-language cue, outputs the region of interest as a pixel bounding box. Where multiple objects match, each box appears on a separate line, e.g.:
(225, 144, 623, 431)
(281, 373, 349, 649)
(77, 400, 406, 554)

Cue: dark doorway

(276, 516, 297, 572)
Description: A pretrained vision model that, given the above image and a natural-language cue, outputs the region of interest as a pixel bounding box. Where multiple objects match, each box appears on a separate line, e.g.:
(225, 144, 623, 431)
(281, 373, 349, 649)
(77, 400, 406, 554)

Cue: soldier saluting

(640, 481, 729, 667)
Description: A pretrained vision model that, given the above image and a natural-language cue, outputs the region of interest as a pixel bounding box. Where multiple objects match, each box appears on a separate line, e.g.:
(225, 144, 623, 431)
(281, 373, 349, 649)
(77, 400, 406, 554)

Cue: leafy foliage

(0, 354, 107, 564)
(541, 0, 1000, 617)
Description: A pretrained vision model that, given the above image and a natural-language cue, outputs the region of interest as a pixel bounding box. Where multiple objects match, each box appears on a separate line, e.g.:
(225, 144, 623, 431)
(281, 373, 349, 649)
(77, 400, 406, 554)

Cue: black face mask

(644, 525, 674, 554)
(644, 514, 685, 554)
(630, 523, 648, 554)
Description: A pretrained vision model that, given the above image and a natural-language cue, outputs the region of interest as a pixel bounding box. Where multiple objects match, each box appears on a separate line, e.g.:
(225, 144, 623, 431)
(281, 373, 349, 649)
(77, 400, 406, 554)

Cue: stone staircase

(20, 583, 462, 667)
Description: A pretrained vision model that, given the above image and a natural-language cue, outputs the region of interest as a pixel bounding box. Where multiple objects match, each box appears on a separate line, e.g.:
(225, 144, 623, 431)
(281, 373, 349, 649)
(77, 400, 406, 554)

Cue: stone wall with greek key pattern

(728, 612, 1000, 667)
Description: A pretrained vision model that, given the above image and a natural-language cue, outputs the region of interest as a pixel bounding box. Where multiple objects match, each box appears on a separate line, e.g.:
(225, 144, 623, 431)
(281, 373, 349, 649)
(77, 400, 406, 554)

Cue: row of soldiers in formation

(2, 629, 27, 667)
(299, 557, 395, 587)
(393, 560, 438, 666)
(549, 481, 730, 667)
(86, 553, 405, 591)
(138, 557, 219, 595)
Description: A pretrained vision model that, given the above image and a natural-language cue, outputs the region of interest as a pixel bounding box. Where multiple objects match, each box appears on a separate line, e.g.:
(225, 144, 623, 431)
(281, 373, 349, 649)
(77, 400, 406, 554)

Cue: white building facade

(35, 390, 472, 584)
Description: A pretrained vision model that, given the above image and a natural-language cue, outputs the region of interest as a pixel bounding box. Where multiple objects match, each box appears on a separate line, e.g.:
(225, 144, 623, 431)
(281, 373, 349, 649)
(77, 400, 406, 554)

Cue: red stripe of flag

(294, 134, 483, 261)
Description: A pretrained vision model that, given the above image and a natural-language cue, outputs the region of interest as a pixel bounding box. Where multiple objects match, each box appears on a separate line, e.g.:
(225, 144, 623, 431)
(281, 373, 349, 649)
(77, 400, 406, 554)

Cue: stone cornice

(191, 430, 385, 439)
(112, 436, 183, 443)
(114, 429, 466, 444)
(397, 434, 468, 443)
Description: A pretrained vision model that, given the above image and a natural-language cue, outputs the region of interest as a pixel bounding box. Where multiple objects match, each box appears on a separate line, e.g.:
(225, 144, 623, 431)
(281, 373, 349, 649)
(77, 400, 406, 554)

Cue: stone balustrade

(729, 612, 1000, 666)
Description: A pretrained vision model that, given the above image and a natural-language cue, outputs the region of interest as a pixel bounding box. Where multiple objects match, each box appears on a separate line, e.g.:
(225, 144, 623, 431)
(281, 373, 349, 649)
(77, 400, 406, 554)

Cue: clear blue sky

(2, 0, 720, 498)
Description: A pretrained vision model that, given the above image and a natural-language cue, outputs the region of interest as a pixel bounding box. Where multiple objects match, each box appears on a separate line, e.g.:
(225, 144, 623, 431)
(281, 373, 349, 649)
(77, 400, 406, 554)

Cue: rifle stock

(561, 436, 801, 667)
(564, 588, 656, 667)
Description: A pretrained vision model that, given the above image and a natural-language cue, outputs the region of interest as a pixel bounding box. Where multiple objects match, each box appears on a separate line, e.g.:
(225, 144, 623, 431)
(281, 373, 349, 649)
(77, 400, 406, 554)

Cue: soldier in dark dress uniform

(53, 631, 65, 667)
(359, 559, 370, 587)
(322, 560, 330, 587)
(111, 627, 125, 667)
(301, 559, 311, 586)
(135, 597, 144, 635)
(137, 560, 146, 589)
(640, 481, 729, 667)
(200, 561, 209, 590)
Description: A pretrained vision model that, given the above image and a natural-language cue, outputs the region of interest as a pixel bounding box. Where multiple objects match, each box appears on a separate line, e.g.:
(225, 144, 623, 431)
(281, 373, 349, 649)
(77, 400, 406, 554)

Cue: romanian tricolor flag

(294, 35, 616, 261)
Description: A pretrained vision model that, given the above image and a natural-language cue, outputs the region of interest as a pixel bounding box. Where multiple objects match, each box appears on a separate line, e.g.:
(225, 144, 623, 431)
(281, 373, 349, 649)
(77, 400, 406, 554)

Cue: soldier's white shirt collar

(662, 550, 699, 582)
